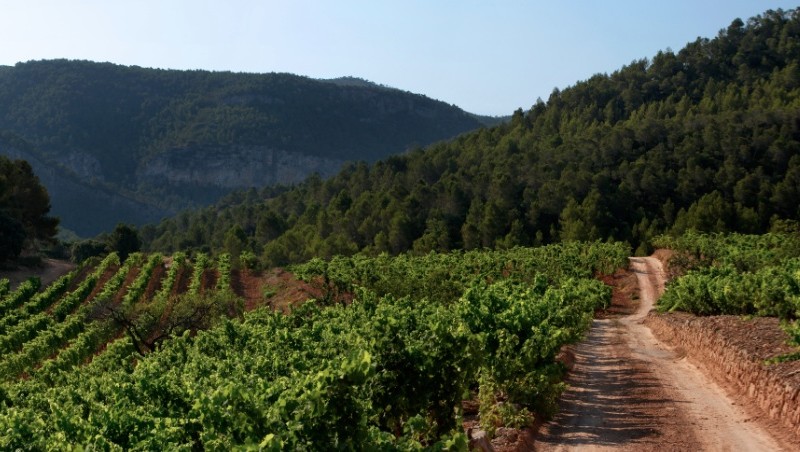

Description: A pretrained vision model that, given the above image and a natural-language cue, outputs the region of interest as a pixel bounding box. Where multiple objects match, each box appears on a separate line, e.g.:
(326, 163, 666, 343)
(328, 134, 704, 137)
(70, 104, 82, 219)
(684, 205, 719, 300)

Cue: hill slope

(0, 60, 490, 236)
(142, 8, 800, 263)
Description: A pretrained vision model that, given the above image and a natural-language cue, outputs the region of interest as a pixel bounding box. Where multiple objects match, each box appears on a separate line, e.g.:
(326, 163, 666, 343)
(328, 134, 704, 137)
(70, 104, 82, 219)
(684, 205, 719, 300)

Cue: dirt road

(1, 258, 75, 289)
(534, 257, 790, 451)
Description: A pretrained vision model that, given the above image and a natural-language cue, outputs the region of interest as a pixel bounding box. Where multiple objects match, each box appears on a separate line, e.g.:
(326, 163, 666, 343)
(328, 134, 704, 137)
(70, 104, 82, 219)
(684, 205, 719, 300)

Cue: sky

(1, 1, 798, 116)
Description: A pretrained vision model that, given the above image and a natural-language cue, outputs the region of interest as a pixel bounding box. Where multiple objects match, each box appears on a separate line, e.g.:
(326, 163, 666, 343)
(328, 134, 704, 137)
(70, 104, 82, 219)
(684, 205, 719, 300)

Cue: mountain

(0, 60, 491, 236)
(142, 8, 800, 263)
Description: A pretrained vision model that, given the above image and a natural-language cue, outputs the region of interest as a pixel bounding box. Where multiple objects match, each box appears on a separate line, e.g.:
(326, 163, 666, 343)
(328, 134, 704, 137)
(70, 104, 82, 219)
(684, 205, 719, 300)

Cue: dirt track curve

(534, 256, 790, 451)
(1, 258, 76, 289)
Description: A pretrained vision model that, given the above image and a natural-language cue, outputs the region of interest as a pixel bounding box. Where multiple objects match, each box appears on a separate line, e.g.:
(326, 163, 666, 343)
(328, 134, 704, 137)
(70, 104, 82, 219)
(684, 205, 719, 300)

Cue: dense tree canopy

(142, 8, 800, 263)
(0, 60, 492, 175)
(108, 224, 142, 263)
(0, 60, 496, 236)
(0, 155, 58, 261)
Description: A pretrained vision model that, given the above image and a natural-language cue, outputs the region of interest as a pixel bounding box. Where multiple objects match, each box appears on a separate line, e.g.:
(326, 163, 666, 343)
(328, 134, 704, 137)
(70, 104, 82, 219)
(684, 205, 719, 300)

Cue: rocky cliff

(137, 145, 345, 189)
(0, 141, 167, 236)
(1, 139, 354, 236)
(0, 60, 493, 236)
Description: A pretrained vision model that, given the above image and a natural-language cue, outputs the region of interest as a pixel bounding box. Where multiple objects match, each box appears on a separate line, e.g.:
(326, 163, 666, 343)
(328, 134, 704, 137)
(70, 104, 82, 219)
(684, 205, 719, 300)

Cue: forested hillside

(143, 8, 800, 263)
(0, 60, 490, 235)
(5, 8, 800, 448)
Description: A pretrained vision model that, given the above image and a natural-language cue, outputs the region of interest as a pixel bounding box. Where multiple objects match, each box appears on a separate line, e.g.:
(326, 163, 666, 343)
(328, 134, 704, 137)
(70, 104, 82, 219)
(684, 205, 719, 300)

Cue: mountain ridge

(0, 59, 493, 236)
(141, 8, 800, 263)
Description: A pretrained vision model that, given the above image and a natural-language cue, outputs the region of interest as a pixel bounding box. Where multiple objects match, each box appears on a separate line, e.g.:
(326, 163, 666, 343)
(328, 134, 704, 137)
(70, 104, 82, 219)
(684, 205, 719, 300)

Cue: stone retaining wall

(645, 312, 800, 440)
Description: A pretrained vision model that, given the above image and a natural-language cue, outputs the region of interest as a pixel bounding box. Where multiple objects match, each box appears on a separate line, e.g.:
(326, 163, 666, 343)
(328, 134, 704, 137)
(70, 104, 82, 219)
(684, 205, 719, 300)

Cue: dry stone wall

(646, 312, 800, 440)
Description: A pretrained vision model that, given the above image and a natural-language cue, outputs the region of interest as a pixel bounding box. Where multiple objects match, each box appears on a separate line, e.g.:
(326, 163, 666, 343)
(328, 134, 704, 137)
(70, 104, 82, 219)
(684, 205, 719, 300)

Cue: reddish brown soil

(467, 255, 799, 450)
(64, 263, 93, 293)
(646, 249, 800, 442)
(646, 312, 800, 443)
(44, 264, 117, 317)
(171, 266, 190, 297)
(649, 314, 800, 385)
(530, 257, 794, 451)
(85, 265, 118, 303)
(231, 268, 321, 312)
(231, 269, 261, 308)
(142, 260, 166, 301)
(113, 265, 140, 305)
(595, 268, 638, 318)
(200, 269, 217, 293)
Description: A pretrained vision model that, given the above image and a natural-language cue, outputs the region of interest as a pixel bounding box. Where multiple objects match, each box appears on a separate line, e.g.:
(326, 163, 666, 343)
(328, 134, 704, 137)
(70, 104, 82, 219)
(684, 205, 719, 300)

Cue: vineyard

(653, 232, 800, 358)
(0, 252, 237, 383)
(0, 242, 628, 449)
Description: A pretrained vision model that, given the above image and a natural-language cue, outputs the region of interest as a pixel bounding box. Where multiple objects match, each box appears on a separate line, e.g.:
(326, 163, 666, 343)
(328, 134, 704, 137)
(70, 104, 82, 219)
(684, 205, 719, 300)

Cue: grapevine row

(33, 320, 119, 385)
(0, 277, 41, 319)
(0, 253, 135, 381)
(215, 253, 231, 292)
(0, 306, 91, 380)
(0, 266, 104, 357)
(293, 241, 629, 303)
(187, 253, 209, 295)
(53, 252, 120, 321)
(152, 251, 185, 304)
(655, 232, 800, 353)
(0, 243, 619, 449)
(0, 278, 9, 298)
(121, 253, 163, 307)
(32, 254, 163, 380)
(0, 270, 74, 335)
(0, 314, 52, 355)
(0, 268, 100, 356)
(652, 231, 800, 272)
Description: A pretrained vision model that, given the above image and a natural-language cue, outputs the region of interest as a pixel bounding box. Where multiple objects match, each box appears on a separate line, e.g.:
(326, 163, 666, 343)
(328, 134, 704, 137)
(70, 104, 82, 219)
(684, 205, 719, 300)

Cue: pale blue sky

(1, 1, 797, 115)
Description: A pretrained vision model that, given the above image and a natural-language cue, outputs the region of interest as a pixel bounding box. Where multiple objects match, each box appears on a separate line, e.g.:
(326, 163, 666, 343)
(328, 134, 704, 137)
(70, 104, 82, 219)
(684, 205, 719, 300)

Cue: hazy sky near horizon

(1, 1, 798, 115)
